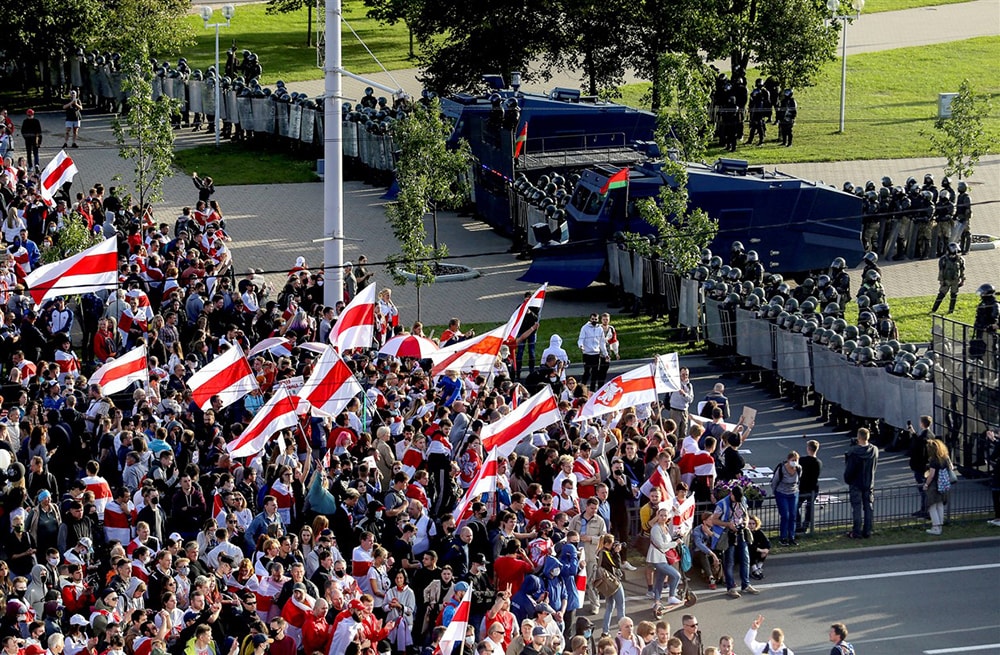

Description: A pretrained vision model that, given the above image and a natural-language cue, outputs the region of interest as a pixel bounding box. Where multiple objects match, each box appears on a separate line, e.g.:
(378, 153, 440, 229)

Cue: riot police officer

(922, 173, 939, 204)
(973, 283, 998, 339)
(746, 84, 769, 145)
(743, 250, 764, 284)
(934, 191, 955, 257)
(873, 303, 899, 340)
(719, 94, 741, 152)
(830, 257, 850, 310)
(888, 185, 909, 260)
(730, 241, 747, 271)
(778, 89, 797, 146)
(857, 269, 886, 307)
(955, 181, 973, 254)
(861, 191, 880, 252)
(913, 190, 935, 259)
(930, 243, 965, 314)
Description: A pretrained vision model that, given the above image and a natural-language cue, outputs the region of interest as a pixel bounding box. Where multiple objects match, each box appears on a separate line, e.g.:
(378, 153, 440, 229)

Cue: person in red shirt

(483, 590, 517, 651)
(359, 594, 396, 649)
(267, 617, 297, 655)
(527, 494, 558, 529)
(493, 541, 535, 596)
(301, 598, 334, 655)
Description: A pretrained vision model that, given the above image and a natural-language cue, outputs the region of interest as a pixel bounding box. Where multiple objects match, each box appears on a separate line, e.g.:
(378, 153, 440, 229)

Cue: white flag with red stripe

(298, 346, 363, 417)
(480, 386, 560, 458)
(187, 343, 256, 410)
(328, 285, 376, 351)
(452, 448, 499, 523)
(575, 565, 587, 608)
(226, 386, 300, 458)
(213, 492, 227, 527)
(38, 150, 78, 206)
(576, 363, 659, 421)
(502, 283, 547, 339)
(639, 464, 674, 501)
(24, 236, 118, 306)
(427, 325, 506, 376)
(88, 345, 148, 396)
(82, 474, 112, 520)
(436, 584, 472, 655)
(246, 336, 295, 359)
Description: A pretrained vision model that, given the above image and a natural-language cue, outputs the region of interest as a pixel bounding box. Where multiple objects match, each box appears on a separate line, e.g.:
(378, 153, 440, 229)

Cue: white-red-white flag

(654, 353, 682, 394)
(480, 386, 560, 458)
(502, 283, 547, 339)
(187, 343, 256, 410)
(435, 577, 473, 655)
(82, 474, 113, 520)
(88, 345, 148, 396)
(329, 285, 376, 351)
(38, 150, 78, 206)
(576, 362, 659, 421)
(213, 492, 227, 527)
(575, 565, 587, 608)
(639, 464, 674, 501)
(427, 325, 506, 376)
(226, 387, 300, 458)
(246, 336, 295, 359)
(298, 346, 363, 418)
(24, 236, 117, 306)
(452, 448, 500, 523)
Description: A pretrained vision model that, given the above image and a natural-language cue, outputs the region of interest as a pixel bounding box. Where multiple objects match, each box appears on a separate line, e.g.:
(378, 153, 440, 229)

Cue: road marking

(743, 432, 848, 442)
(755, 562, 1000, 589)
(925, 646, 1000, 654)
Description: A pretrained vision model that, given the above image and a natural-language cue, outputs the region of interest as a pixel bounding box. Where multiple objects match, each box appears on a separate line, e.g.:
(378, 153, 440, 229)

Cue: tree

(653, 53, 714, 162)
(926, 79, 997, 180)
(384, 98, 471, 318)
(40, 215, 103, 265)
(549, 0, 638, 96)
(98, 0, 194, 59)
(364, 0, 418, 58)
(113, 51, 179, 209)
(746, 0, 839, 88)
(267, 0, 320, 47)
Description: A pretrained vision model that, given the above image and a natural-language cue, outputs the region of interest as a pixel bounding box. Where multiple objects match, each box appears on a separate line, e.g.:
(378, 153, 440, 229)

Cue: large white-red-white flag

(452, 448, 500, 523)
(187, 343, 256, 410)
(24, 236, 118, 306)
(480, 386, 560, 458)
(227, 387, 300, 458)
(38, 150, 78, 206)
(427, 325, 506, 376)
(639, 464, 674, 501)
(328, 285, 377, 351)
(246, 336, 295, 359)
(435, 591, 472, 655)
(502, 283, 547, 339)
(576, 362, 659, 421)
(89, 345, 148, 396)
(298, 346, 363, 417)
(82, 474, 112, 520)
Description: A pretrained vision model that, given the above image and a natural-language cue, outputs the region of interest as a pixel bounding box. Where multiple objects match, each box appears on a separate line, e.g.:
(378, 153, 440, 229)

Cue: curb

(398, 267, 480, 283)
(765, 533, 1000, 561)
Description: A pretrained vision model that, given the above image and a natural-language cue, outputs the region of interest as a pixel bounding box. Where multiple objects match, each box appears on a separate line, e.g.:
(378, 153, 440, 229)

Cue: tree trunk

(416, 284, 421, 322)
(409, 25, 414, 58)
(431, 203, 439, 252)
(650, 56, 662, 112)
(307, 3, 313, 47)
(585, 49, 597, 96)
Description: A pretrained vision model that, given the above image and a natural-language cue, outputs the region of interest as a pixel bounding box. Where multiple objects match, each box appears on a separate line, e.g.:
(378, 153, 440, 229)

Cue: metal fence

(628, 481, 993, 541)
(932, 316, 999, 478)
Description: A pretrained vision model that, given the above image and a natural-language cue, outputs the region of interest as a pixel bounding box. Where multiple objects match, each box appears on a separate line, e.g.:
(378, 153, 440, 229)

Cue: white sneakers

(666, 596, 683, 605)
(622, 562, 637, 571)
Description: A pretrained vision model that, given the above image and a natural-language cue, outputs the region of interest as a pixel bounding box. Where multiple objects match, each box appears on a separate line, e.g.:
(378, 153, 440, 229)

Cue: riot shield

(188, 80, 204, 114)
(607, 243, 620, 287)
(70, 58, 83, 88)
(204, 82, 217, 116)
(237, 96, 254, 129)
(735, 309, 755, 357)
(276, 102, 290, 137)
(678, 279, 700, 329)
(251, 97, 268, 132)
(291, 104, 304, 141)
(860, 366, 882, 418)
(705, 300, 724, 346)
(883, 372, 905, 429)
(951, 221, 967, 244)
(261, 98, 276, 133)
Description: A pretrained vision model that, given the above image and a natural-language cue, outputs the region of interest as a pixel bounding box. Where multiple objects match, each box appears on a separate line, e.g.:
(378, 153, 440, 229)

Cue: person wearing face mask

(466, 554, 495, 630)
(5, 512, 38, 578)
(384, 571, 414, 655)
(41, 549, 60, 585)
(24, 565, 49, 616)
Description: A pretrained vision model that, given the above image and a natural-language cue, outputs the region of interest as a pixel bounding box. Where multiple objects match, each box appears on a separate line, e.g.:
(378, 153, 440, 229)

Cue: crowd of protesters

(0, 150, 868, 655)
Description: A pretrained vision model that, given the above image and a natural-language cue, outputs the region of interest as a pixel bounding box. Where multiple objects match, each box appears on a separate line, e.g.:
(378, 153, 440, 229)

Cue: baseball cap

(26, 110, 34, 116)
(251, 634, 272, 646)
(534, 603, 553, 615)
(292, 582, 306, 592)
(70, 615, 89, 627)
(348, 599, 365, 612)
(184, 611, 199, 622)
(532, 627, 547, 637)
(453, 582, 469, 593)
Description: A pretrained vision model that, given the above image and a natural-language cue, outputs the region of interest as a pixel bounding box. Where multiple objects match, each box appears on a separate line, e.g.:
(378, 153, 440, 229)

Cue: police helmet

(746, 250, 759, 263)
(938, 189, 952, 203)
(977, 283, 995, 297)
(700, 248, 713, 264)
(844, 325, 859, 341)
(878, 187, 890, 199)
(857, 335, 873, 349)
(873, 303, 890, 317)
(877, 344, 895, 362)
(817, 274, 831, 289)
(731, 241, 745, 253)
(900, 342, 917, 354)
(831, 318, 847, 334)
(776, 310, 790, 325)
(921, 190, 933, 201)
(911, 362, 930, 380)
(741, 281, 754, 295)
(957, 181, 968, 193)
(813, 328, 827, 344)
(709, 256, 723, 269)
(769, 273, 784, 286)
(941, 176, 952, 188)
(865, 180, 876, 192)
(801, 300, 816, 314)
(924, 173, 934, 185)
(823, 304, 840, 319)
(720, 265, 733, 278)
(881, 176, 893, 188)
(716, 282, 730, 296)
(753, 287, 767, 301)
(792, 317, 806, 333)
(854, 187, 865, 197)
(744, 294, 761, 310)
(823, 287, 839, 303)
(727, 268, 742, 281)
(863, 251, 878, 265)
(906, 176, 918, 188)
(365, 87, 375, 96)
(831, 257, 846, 271)
(551, 174, 565, 188)
(784, 298, 799, 312)
(893, 185, 904, 197)
(893, 361, 912, 376)
(693, 266, 709, 281)
(948, 242, 959, 255)
(856, 296, 871, 310)
(864, 269, 880, 283)
(784, 88, 793, 97)
(726, 292, 742, 307)
(887, 339, 900, 354)
(856, 346, 874, 363)
(865, 190, 877, 202)
(842, 339, 857, 355)
(858, 311, 875, 325)
(842, 182, 854, 193)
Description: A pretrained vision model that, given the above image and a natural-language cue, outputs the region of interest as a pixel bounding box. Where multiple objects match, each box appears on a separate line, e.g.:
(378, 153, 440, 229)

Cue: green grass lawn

(863, 0, 975, 11)
(618, 36, 1000, 164)
(176, 3, 413, 84)
(429, 314, 706, 362)
(173, 143, 319, 185)
(843, 293, 979, 342)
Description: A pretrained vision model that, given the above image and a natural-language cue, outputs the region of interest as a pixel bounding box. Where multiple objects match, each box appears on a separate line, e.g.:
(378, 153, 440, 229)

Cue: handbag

(593, 555, 622, 599)
(679, 543, 693, 572)
(948, 464, 958, 484)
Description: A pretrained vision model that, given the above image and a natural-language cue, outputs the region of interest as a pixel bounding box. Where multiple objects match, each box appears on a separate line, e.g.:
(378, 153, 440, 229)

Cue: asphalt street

(614, 538, 1000, 653)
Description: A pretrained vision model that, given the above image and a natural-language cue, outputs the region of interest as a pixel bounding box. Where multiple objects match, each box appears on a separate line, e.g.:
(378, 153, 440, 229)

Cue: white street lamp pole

(828, 0, 864, 134)
(199, 4, 235, 149)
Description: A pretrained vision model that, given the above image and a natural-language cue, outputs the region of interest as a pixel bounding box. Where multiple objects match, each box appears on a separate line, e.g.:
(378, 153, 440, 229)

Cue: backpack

(837, 643, 856, 655)
(761, 646, 788, 655)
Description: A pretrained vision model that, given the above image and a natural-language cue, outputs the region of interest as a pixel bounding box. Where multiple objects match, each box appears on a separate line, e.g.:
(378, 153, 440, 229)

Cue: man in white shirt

(577, 313, 608, 390)
(744, 615, 794, 655)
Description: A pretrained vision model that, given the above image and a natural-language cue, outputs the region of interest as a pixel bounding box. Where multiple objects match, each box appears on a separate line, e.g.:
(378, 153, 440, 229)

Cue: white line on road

(755, 562, 1000, 589)
(925, 646, 1000, 654)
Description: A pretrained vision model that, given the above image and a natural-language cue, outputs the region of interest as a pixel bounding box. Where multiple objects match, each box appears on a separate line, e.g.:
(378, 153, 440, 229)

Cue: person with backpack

(744, 614, 794, 655)
(828, 623, 855, 655)
(844, 429, 879, 539)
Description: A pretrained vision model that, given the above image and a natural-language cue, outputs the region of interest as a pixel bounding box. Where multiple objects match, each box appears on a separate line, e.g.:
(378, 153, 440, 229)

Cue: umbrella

(379, 334, 439, 360)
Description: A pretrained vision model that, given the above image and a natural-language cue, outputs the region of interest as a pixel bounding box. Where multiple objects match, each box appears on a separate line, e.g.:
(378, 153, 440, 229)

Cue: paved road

(612, 538, 1000, 653)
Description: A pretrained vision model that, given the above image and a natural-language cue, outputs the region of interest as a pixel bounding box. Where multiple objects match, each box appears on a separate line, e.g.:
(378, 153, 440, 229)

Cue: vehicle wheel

(685, 590, 698, 607)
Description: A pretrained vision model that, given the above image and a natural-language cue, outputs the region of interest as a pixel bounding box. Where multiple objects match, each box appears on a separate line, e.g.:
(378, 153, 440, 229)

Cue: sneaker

(926, 528, 942, 535)
(621, 562, 637, 571)
(845, 532, 862, 539)
(71, 143, 79, 148)
(742, 585, 761, 595)
(789, 539, 799, 546)
(645, 590, 655, 599)
(708, 577, 716, 590)
(750, 570, 764, 580)
(779, 539, 789, 546)
(666, 596, 683, 605)
(62, 143, 68, 148)
(726, 588, 741, 598)
(989, 519, 1000, 527)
